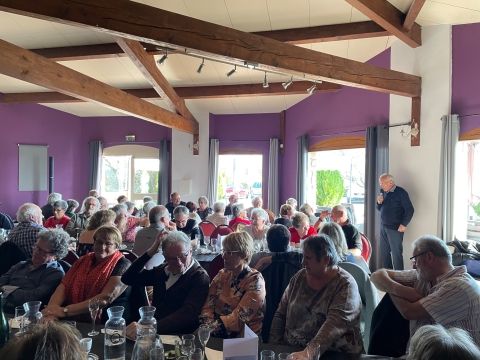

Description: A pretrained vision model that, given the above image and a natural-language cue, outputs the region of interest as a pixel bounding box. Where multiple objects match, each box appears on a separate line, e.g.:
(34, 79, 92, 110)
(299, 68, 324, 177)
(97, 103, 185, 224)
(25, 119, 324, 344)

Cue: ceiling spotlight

(157, 50, 168, 65)
(307, 83, 317, 95)
(197, 58, 205, 74)
(263, 72, 269, 88)
(282, 77, 293, 90)
(226, 65, 237, 77)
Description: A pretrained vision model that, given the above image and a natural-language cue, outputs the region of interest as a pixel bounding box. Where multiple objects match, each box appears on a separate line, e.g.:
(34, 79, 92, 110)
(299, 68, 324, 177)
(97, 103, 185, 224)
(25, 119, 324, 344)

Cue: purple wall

(280, 50, 390, 201)
(0, 103, 171, 218)
(210, 113, 281, 206)
(452, 23, 480, 134)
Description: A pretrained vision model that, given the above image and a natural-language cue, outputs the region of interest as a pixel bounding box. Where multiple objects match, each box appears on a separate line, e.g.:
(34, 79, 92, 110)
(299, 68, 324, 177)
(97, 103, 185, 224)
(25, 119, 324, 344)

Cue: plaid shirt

(8, 222, 44, 258)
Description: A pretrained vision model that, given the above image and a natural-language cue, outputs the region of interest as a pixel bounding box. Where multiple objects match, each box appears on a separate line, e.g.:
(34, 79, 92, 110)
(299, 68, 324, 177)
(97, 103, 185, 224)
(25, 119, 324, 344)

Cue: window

(307, 148, 365, 232)
(101, 145, 159, 207)
(216, 154, 263, 208)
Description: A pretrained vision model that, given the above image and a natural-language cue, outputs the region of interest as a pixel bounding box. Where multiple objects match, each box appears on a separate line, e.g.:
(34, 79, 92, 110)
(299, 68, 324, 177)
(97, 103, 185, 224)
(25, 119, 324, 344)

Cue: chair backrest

(206, 254, 224, 281)
(57, 259, 72, 273)
(121, 249, 138, 263)
(360, 232, 372, 263)
(63, 249, 80, 266)
(199, 221, 217, 237)
(211, 225, 233, 239)
(0, 241, 27, 275)
(338, 261, 379, 351)
(127, 285, 150, 323)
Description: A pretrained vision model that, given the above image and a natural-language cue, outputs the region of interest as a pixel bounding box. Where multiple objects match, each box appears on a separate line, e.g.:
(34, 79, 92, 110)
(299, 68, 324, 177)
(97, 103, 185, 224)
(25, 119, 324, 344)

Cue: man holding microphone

(377, 173, 414, 270)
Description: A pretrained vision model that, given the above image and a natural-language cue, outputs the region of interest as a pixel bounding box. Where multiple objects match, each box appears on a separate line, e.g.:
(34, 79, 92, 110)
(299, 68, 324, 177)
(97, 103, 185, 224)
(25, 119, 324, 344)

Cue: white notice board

(18, 144, 48, 191)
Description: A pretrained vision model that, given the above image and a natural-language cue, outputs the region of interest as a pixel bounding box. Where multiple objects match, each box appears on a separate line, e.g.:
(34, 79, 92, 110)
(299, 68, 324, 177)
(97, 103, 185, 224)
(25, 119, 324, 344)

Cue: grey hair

(213, 201, 225, 213)
(16, 203, 41, 223)
(332, 204, 347, 215)
(286, 198, 297, 207)
(149, 205, 170, 224)
(303, 234, 340, 266)
(379, 173, 394, 182)
(143, 196, 153, 203)
(47, 192, 62, 205)
(231, 203, 244, 218)
(252, 196, 263, 208)
(299, 203, 314, 215)
(112, 203, 127, 215)
(162, 231, 191, 252)
(320, 222, 349, 260)
(198, 196, 209, 205)
(143, 201, 156, 215)
(125, 201, 135, 211)
(80, 196, 99, 213)
(251, 208, 268, 222)
(173, 205, 189, 218)
(37, 228, 70, 259)
(292, 212, 309, 229)
(407, 325, 480, 360)
(412, 235, 452, 263)
(53, 200, 68, 211)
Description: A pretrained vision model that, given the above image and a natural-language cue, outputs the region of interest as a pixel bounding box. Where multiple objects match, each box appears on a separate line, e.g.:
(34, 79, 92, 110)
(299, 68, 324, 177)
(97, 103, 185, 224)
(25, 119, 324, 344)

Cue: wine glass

(197, 325, 211, 357)
(88, 298, 100, 336)
(181, 334, 195, 360)
(80, 338, 92, 357)
(191, 348, 203, 360)
(204, 236, 211, 251)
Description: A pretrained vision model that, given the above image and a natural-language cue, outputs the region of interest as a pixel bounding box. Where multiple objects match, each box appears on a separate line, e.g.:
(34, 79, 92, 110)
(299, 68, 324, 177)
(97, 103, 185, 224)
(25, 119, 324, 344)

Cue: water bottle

(0, 291, 9, 348)
(132, 306, 157, 360)
(104, 306, 126, 360)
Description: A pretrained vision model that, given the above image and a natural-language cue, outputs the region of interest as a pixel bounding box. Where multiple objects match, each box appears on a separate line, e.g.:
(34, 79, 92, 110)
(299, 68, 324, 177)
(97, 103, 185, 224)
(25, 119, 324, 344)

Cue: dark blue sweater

(376, 186, 414, 229)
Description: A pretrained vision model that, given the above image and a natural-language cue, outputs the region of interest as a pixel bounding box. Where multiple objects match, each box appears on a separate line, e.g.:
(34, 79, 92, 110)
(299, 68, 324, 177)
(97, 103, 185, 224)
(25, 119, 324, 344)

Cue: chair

(58, 259, 71, 273)
(206, 254, 224, 281)
(127, 285, 150, 323)
(63, 249, 79, 266)
(338, 261, 379, 350)
(120, 249, 138, 262)
(199, 221, 217, 237)
(360, 232, 372, 263)
(0, 241, 27, 275)
(211, 225, 233, 239)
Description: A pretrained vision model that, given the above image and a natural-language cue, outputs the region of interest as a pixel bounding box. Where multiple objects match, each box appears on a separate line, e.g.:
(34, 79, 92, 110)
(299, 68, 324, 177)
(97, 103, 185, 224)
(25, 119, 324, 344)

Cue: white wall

(171, 108, 210, 203)
(389, 25, 452, 268)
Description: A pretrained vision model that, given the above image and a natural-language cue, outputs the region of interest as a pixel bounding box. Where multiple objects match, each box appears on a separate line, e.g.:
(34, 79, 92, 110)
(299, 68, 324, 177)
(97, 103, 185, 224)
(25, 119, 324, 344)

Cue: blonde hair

(222, 231, 254, 263)
(93, 225, 122, 248)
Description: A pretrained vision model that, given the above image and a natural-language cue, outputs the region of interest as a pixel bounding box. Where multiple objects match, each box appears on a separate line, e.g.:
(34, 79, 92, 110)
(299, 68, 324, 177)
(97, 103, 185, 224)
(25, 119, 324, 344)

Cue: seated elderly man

(41, 192, 62, 221)
(371, 235, 480, 346)
(324, 205, 363, 256)
(65, 196, 99, 237)
(8, 203, 45, 258)
(122, 231, 210, 336)
(224, 194, 238, 217)
(0, 228, 68, 312)
(206, 202, 228, 227)
(173, 206, 203, 244)
(165, 192, 186, 217)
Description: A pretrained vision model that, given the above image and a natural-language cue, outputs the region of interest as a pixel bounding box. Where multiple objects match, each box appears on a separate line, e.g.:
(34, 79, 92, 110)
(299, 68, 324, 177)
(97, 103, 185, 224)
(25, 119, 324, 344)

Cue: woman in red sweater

(289, 212, 316, 246)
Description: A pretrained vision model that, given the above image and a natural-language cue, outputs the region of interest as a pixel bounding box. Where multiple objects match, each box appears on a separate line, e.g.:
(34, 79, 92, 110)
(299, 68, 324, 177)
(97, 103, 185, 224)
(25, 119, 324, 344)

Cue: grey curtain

(437, 115, 460, 241)
(268, 138, 280, 214)
(207, 139, 219, 206)
(88, 140, 103, 192)
(158, 140, 170, 205)
(364, 125, 389, 271)
(296, 134, 309, 206)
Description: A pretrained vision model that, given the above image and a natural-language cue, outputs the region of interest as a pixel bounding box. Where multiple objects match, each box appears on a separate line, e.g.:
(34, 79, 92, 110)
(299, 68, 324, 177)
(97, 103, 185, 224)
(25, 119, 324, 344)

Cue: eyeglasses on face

(222, 250, 241, 256)
(34, 245, 54, 255)
(409, 251, 428, 263)
(165, 250, 190, 262)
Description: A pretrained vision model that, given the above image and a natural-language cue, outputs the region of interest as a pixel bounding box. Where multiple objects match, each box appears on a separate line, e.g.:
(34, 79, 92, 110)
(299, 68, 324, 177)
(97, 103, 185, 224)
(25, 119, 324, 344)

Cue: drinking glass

(181, 334, 195, 360)
(260, 350, 275, 360)
(278, 353, 290, 360)
(150, 347, 165, 360)
(88, 298, 100, 336)
(197, 324, 211, 355)
(210, 237, 217, 253)
(80, 337, 92, 356)
(204, 236, 211, 251)
(191, 348, 203, 360)
(14, 306, 25, 336)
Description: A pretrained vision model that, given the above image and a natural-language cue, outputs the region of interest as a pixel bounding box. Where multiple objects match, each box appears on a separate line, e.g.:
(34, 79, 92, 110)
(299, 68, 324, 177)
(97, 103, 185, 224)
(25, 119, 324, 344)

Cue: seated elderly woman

(0, 228, 69, 312)
(200, 231, 266, 337)
(407, 324, 480, 360)
(274, 204, 294, 228)
(244, 208, 270, 250)
(206, 202, 229, 227)
(65, 199, 79, 219)
(43, 226, 130, 321)
(320, 222, 370, 274)
(65, 196, 99, 237)
(77, 209, 116, 255)
(299, 203, 318, 226)
(228, 203, 251, 230)
(197, 196, 213, 221)
(270, 234, 363, 359)
(173, 205, 203, 243)
(288, 212, 317, 246)
(185, 201, 202, 224)
(98, 196, 109, 211)
(44, 200, 70, 229)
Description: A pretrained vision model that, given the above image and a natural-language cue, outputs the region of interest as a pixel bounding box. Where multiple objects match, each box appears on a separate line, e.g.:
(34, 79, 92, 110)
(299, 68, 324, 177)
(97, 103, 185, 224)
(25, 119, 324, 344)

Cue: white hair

(16, 203, 41, 223)
(47, 192, 62, 205)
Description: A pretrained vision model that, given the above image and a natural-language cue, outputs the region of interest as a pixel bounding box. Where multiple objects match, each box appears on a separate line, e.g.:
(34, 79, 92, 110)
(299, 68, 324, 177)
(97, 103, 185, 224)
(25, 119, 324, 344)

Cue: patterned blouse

(200, 266, 266, 337)
(270, 268, 363, 356)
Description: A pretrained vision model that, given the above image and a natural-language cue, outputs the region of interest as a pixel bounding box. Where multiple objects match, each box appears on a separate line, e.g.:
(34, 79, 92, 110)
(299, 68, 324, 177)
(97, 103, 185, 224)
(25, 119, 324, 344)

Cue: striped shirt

(393, 266, 480, 346)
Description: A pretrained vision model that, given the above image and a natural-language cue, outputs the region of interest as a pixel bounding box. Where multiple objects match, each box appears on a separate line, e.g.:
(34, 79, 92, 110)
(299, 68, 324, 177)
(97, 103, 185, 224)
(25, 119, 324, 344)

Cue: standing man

(377, 174, 414, 270)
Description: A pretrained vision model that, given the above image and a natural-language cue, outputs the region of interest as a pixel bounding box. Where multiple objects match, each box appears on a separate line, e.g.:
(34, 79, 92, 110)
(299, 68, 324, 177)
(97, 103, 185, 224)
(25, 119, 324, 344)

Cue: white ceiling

(1, 0, 480, 119)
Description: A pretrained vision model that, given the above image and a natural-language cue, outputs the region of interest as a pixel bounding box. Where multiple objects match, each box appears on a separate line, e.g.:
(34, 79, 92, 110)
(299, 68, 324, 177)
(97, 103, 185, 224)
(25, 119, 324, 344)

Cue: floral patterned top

(200, 266, 266, 337)
(270, 268, 363, 356)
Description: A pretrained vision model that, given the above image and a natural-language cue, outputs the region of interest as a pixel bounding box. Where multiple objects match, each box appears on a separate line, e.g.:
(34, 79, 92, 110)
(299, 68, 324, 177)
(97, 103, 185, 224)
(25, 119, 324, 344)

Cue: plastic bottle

(0, 291, 9, 348)
(104, 306, 126, 360)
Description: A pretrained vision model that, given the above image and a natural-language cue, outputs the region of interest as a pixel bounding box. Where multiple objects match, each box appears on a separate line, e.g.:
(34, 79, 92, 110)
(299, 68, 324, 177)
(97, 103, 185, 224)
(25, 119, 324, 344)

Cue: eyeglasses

(54, 208, 64, 212)
(165, 250, 190, 262)
(33, 245, 54, 255)
(222, 250, 241, 256)
(409, 251, 428, 264)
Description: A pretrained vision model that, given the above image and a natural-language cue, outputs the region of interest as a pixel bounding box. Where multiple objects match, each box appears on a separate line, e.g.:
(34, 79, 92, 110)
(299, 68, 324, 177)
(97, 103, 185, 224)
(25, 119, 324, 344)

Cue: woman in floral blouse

(200, 231, 266, 337)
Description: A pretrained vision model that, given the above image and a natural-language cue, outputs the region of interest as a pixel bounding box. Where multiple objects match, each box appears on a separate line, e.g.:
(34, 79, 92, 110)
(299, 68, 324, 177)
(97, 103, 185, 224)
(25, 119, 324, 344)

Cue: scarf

(62, 251, 123, 304)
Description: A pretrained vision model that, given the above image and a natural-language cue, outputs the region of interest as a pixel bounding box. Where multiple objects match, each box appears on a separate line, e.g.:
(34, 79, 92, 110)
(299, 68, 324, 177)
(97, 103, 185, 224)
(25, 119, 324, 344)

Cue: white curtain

(296, 134, 308, 206)
(437, 114, 460, 241)
(88, 140, 103, 192)
(207, 139, 219, 206)
(268, 138, 279, 214)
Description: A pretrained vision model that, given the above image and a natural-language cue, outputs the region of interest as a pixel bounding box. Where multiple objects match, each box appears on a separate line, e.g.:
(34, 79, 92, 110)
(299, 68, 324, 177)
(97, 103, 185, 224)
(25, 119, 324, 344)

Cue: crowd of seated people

(2, 190, 480, 360)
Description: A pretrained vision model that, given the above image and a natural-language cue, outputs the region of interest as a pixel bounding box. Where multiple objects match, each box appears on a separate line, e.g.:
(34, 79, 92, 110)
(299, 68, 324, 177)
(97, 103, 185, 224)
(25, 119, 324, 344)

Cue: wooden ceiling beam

(345, 0, 422, 48)
(403, 0, 426, 31)
(0, 38, 196, 133)
(0, 81, 341, 104)
(0, 0, 420, 97)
